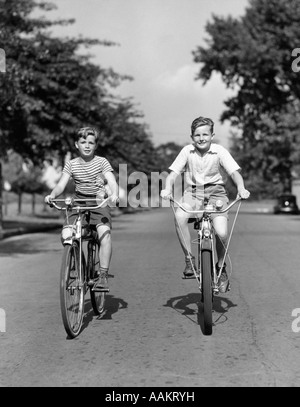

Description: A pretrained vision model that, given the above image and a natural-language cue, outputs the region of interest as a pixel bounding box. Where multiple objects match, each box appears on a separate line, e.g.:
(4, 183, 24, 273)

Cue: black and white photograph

(0, 0, 300, 390)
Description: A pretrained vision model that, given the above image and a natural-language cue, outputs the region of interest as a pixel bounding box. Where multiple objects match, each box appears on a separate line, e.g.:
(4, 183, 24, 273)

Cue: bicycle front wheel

(60, 243, 85, 338)
(201, 249, 213, 335)
(89, 241, 106, 315)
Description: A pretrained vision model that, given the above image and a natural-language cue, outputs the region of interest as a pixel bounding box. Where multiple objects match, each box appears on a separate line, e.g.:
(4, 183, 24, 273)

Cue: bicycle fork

(67, 214, 85, 295)
(198, 220, 219, 295)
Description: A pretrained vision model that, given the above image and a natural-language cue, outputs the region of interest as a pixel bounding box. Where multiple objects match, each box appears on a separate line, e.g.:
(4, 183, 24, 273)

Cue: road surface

(0, 207, 300, 387)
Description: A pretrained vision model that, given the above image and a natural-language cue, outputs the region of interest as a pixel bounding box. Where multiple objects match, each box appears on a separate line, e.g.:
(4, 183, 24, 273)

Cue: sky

(46, 0, 250, 147)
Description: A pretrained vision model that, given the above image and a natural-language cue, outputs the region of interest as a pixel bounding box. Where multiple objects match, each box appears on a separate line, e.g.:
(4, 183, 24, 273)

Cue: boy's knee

(175, 210, 189, 225)
(216, 231, 227, 241)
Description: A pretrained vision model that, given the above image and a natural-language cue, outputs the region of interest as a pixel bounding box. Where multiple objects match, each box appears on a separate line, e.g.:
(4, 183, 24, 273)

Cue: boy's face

(75, 135, 97, 160)
(191, 124, 214, 153)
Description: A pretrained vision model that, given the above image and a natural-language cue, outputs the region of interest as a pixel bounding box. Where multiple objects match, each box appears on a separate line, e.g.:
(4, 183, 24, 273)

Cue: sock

(99, 267, 108, 276)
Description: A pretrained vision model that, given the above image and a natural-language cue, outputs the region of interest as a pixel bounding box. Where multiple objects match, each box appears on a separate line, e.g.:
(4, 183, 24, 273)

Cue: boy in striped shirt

(45, 127, 119, 291)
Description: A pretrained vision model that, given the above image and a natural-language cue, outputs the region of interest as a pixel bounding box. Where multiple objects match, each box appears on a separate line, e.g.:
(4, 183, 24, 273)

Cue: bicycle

(47, 196, 111, 338)
(170, 195, 242, 335)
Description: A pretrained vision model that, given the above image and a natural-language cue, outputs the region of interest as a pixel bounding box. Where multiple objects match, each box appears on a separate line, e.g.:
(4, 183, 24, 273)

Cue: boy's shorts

(63, 193, 112, 229)
(179, 184, 229, 220)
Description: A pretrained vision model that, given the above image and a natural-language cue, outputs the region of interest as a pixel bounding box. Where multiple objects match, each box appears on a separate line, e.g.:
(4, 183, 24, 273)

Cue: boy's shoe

(183, 256, 196, 278)
(216, 263, 230, 293)
(93, 271, 110, 292)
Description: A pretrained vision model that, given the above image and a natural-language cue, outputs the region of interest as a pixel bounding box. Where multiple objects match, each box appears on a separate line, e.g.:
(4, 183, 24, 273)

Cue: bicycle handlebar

(169, 196, 242, 215)
(47, 197, 111, 211)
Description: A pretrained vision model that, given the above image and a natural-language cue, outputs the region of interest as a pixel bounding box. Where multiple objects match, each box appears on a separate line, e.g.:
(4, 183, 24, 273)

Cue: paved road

(0, 207, 300, 387)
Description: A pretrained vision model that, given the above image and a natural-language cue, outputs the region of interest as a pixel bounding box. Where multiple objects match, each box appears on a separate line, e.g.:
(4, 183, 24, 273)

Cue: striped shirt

(63, 155, 114, 196)
(169, 143, 240, 187)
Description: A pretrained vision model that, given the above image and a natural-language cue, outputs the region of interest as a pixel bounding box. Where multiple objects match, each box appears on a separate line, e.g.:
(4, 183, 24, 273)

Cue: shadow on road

(164, 292, 238, 334)
(163, 292, 201, 324)
(0, 236, 62, 256)
(78, 295, 128, 335)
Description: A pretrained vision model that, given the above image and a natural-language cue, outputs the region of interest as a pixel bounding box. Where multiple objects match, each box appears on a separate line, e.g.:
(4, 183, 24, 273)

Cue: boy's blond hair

(191, 117, 214, 135)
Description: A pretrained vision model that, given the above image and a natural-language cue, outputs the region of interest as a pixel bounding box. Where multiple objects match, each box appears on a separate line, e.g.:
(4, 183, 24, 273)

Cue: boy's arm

(104, 171, 119, 203)
(230, 170, 250, 199)
(160, 171, 178, 199)
(44, 172, 71, 203)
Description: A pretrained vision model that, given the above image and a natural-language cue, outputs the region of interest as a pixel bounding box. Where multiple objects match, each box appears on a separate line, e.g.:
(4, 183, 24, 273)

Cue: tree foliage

(0, 0, 166, 230)
(155, 142, 184, 172)
(193, 0, 300, 197)
(0, 0, 130, 163)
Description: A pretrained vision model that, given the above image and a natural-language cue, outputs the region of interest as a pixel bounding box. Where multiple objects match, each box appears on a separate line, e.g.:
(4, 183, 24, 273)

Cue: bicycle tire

(201, 249, 213, 335)
(89, 241, 106, 315)
(60, 243, 85, 338)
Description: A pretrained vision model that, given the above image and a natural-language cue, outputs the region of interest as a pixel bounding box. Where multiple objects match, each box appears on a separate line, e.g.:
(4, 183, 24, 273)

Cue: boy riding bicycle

(160, 116, 250, 293)
(45, 127, 119, 291)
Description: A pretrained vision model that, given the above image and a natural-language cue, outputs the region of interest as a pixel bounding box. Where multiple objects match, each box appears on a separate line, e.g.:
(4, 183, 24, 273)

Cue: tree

(0, 0, 161, 232)
(0, 0, 125, 163)
(0, 0, 121, 230)
(192, 0, 300, 197)
(2, 151, 47, 214)
(155, 142, 184, 172)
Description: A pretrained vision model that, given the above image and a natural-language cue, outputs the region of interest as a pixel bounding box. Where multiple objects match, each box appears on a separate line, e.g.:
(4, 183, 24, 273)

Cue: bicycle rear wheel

(89, 241, 106, 315)
(201, 249, 213, 335)
(60, 243, 85, 338)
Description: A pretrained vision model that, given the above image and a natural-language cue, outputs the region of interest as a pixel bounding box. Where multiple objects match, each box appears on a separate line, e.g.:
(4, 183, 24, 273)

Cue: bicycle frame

(50, 197, 110, 283)
(170, 195, 242, 335)
(170, 196, 242, 291)
(48, 196, 111, 337)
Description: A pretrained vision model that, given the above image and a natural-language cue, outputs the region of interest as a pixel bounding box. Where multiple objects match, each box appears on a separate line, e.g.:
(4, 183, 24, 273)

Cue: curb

(2, 222, 63, 240)
(0, 208, 149, 240)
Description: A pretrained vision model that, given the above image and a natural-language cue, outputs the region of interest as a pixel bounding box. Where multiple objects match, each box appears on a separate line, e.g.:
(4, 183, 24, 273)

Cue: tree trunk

(0, 161, 3, 239)
(32, 193, 35, 215)
(18, 192, 22, 215)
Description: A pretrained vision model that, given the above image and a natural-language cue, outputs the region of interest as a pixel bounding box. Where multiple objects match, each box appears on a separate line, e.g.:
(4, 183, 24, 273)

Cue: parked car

(273, 194, 299, 214)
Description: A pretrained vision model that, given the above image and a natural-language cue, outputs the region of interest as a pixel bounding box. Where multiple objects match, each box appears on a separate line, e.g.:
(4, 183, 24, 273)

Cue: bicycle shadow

(163, 293, 201, 328)
(79, 295, 128, 333)
(164, 292, 237, 334)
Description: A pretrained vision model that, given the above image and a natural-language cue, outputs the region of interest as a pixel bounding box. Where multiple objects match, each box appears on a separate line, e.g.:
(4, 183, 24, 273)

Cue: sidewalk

(1, 214, 64, 239)
(0, 206, 150, 240)
(235, 199, 274, 214)
(0, 200, 275, 240)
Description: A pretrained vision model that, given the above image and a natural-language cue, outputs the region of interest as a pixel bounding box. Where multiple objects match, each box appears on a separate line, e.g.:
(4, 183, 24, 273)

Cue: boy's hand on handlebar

(44, 195, 54, 205)
(160, 189, 172, 200)
(237, 188, 250, 200)
(109, 193, 119, 204)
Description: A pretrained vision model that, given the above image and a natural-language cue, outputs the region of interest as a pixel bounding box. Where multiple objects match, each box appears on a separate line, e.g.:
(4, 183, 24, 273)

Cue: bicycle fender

(201, 238, 212, 251)
(62, 238, 73, 246)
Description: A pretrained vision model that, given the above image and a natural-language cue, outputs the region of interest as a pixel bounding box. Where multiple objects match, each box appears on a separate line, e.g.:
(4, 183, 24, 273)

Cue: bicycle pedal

(182, 274, 196, 280)
(92, 286, 110, 293)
